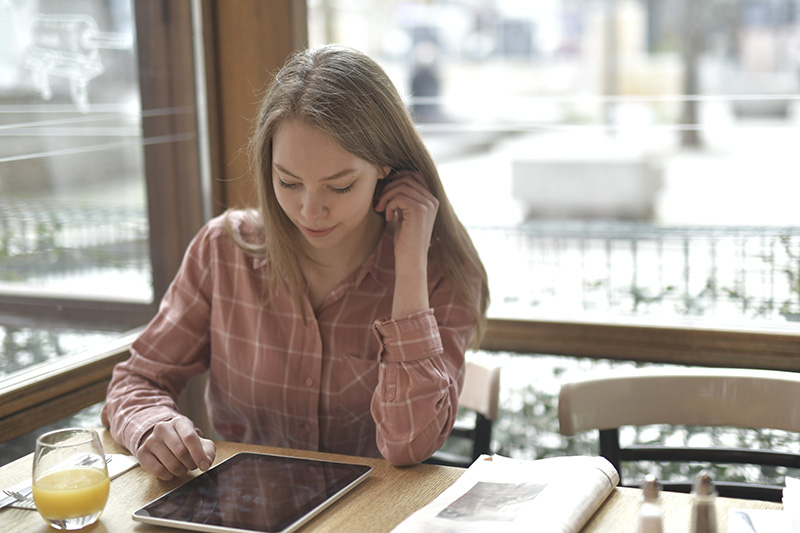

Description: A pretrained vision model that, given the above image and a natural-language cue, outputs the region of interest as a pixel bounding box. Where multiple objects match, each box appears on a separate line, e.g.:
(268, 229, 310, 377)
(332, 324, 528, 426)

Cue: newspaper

(393, 455, 619, 533)
(728, 509, 791, 533)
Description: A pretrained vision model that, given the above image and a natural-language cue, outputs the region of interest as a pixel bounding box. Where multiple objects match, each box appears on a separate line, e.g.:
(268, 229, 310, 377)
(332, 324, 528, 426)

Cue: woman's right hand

(136, 416, 216, 480)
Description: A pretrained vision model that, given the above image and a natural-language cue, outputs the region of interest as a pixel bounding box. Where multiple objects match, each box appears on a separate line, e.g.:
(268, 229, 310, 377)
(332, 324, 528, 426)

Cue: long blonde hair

(230, 44, 489, 346)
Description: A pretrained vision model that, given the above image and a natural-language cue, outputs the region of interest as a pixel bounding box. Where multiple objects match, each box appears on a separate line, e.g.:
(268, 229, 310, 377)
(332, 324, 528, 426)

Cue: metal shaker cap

(642, 474, 661, 501)
(693, 472, 717, 497)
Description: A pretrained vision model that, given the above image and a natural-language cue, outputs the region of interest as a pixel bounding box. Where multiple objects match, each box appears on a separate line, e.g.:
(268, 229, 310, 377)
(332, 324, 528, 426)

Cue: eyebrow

(273, 163, 355, 182)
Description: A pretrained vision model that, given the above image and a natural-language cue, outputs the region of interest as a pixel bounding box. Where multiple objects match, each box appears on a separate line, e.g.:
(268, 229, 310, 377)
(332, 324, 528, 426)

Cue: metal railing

(0, 199, 150, 283)
(470, 222, 800, 323)
(1, 200, 798, 323)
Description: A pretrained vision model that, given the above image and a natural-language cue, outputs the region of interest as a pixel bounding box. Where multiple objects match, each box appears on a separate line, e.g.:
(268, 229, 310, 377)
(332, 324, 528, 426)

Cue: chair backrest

(558, 367, 800, 501)
(458, 360, 502, 421)
(426, 358, 502, 467)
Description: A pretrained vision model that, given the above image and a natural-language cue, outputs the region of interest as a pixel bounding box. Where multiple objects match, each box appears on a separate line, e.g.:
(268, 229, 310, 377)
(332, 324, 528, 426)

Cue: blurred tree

(681, 0, 704, 148)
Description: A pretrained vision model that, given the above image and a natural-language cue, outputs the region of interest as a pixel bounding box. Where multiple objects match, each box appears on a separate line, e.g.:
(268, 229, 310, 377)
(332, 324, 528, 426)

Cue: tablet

(132, 452, 372, 533)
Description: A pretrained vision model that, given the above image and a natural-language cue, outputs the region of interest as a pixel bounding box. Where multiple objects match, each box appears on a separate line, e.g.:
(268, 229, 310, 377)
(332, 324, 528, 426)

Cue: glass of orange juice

(32, 428, 110, 530)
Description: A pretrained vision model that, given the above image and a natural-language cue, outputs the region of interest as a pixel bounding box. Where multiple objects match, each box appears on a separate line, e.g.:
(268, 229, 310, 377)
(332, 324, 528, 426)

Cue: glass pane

(308, 0, 800, 328)
(0, 401, 104, 466)
(0, 0, 151, 303)
(0, 324, 121, 378)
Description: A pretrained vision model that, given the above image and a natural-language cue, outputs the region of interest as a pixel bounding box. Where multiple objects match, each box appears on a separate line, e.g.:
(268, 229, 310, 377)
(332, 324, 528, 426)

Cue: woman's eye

(332, 184, 353, 195)
(277, 179, 299, 189)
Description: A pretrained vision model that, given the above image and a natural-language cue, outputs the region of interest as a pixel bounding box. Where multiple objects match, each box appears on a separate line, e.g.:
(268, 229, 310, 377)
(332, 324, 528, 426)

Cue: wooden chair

(558, 367, 800, 502)
(426, 359, 502, 467)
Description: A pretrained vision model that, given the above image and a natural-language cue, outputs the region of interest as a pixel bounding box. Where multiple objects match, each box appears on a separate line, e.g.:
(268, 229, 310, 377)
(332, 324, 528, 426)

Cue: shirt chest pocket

(324, 327, 381, 410)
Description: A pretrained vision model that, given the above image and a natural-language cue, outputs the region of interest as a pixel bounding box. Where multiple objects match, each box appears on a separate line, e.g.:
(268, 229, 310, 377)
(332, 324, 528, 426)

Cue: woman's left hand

(374, 170, 439, 266)
(374, 171, 439, 318)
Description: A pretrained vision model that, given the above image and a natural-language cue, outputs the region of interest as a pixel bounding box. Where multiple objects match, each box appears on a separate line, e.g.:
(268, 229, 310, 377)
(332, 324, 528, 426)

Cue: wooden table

(583, 485, 782, 532)
(0, 429, 784, 532)
(1, 429, 462, 532)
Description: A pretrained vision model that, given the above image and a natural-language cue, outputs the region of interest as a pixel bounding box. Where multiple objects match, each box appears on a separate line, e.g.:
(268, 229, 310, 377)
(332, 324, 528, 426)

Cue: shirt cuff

(372, 309, 444, 363)
(121, 407, 181, 453)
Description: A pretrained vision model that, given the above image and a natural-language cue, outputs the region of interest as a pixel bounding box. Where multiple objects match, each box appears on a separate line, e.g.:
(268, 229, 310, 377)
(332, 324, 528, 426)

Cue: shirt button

(305, 378, 314, 387)
(304, 423, 312, 432)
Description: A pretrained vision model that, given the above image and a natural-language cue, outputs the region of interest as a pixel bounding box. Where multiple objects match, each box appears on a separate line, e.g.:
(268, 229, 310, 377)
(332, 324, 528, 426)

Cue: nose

(300, 190, 327, 220)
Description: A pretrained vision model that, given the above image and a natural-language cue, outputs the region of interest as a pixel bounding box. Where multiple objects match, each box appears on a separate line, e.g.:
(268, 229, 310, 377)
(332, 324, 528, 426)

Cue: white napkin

(784, 476, 800, 532)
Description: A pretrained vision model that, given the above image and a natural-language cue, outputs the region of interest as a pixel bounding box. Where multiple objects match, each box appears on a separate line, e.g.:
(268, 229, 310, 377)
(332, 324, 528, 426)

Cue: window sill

(0, 329, 141, 443)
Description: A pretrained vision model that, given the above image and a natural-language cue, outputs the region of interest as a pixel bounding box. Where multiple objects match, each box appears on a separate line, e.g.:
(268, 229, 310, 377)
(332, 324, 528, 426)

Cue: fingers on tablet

(140, 417, 214, 480)
(200, 438, 216, 471)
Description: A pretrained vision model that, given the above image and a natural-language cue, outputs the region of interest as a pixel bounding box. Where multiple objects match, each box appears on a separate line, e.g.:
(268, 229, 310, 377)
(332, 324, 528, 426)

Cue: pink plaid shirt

(102, 211, 477, 465)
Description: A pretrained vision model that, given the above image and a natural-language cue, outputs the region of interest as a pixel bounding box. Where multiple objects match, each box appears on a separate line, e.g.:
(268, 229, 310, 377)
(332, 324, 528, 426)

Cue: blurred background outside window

(308, 0, 800, 480)
(1, 0, 148, 374)
(309, 0, 800, 327)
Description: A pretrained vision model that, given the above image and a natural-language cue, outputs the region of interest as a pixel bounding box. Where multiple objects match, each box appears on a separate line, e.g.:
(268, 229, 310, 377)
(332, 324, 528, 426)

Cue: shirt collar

(353, 222, 394, 289)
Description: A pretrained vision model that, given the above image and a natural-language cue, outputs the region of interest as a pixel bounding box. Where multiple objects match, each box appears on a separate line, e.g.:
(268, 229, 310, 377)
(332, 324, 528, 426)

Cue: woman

(102, 45, 489, 480)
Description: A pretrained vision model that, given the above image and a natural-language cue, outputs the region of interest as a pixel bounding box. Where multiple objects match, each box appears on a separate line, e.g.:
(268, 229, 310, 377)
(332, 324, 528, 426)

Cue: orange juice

(32, 466, 109, 520)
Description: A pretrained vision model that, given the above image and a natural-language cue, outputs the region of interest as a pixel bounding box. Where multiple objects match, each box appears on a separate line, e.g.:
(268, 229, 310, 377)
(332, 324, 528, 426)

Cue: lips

(301, 225, 336, 238)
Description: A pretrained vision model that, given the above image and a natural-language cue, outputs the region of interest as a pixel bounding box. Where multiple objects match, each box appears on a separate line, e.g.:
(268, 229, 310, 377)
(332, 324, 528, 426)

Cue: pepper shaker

(690, 471, 718, 533)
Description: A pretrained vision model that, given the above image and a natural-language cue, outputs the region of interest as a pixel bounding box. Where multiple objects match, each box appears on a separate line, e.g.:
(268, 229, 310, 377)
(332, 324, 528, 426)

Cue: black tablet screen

(133, 452, 372, 533)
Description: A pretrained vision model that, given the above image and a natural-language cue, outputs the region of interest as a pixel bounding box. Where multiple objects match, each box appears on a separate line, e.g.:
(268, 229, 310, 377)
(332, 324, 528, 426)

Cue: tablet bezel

(131, 451, 373, 533)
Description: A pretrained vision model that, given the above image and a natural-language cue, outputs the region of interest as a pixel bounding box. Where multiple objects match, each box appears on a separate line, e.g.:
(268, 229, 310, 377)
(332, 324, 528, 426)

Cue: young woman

(102, 45, 489, 480)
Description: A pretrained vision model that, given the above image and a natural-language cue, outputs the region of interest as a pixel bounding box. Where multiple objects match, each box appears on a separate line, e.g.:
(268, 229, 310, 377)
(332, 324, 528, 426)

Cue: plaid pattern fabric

(102, 211, 477, 465)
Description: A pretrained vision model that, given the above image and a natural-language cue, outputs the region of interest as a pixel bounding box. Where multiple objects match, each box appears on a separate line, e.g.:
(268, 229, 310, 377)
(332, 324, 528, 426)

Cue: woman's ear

(373, 168, 393, 209)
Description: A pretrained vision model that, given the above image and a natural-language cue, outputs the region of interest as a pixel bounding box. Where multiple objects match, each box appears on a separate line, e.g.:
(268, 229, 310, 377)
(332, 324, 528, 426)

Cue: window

(1, 0, 150, 303)
(0, 0, 206, 443)
(308, 0, 800, 475)
(308, 0, 800, 353)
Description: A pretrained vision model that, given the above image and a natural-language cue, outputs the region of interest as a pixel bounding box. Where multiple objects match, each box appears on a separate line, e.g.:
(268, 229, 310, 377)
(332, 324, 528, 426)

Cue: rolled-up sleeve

(101, 224, 214, 455)
(370, 281, 477, 466)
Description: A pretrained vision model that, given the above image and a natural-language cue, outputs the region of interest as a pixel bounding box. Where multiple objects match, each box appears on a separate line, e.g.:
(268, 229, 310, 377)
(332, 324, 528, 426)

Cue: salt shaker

(638, 474, 664, 533)
(690, 471, 718, 533)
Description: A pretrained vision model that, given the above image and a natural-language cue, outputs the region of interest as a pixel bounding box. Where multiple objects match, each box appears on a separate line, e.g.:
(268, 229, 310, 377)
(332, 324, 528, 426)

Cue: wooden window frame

(0, 0, 306, 442)
(0, 1, 205, 329)
(483, 318, 800, 372)
(0, 330, 140, 443)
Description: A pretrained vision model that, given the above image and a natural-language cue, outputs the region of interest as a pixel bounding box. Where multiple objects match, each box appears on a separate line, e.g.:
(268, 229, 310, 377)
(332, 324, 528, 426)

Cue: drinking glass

(32, 428, 110, 530)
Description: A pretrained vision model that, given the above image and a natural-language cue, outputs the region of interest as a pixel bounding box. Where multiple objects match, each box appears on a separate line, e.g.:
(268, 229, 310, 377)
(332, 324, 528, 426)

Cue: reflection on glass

(0, 324, 120, 378)
(0, 0, 151, 303)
